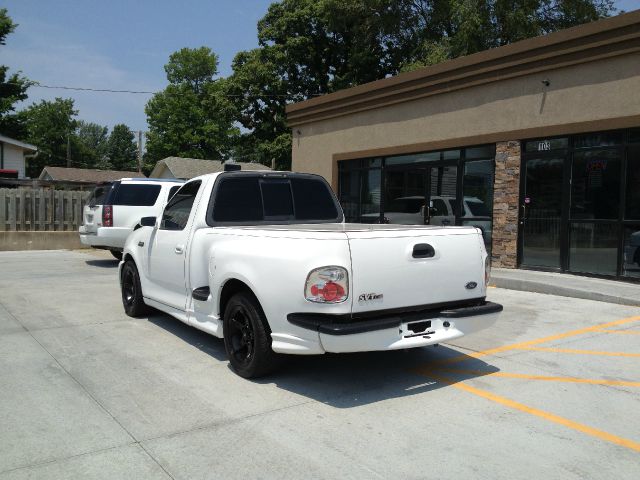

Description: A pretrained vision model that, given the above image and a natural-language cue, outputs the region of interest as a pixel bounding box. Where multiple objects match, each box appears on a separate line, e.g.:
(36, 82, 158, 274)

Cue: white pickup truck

(119, 170, 502, 378)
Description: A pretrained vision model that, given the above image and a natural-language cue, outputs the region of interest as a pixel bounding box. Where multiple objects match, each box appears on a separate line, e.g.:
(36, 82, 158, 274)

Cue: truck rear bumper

(286, 301, 502, 354)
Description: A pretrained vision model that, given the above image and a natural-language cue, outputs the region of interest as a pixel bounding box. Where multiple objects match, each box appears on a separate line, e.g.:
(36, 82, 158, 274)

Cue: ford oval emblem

(465, 282, 478, 290)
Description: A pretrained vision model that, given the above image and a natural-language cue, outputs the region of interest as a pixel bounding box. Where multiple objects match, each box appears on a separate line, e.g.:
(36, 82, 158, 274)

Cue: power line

(34, 83, 156, 94)
(21, 81, 320, 98)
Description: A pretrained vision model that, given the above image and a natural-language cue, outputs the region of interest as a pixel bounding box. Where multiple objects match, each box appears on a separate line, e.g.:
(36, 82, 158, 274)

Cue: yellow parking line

(518, 346, 640, 357)
(425, 373, 640, 453)
(435, 368, 640, 387)
(595, 329, 640, 335)
(433, 315, 640, 366)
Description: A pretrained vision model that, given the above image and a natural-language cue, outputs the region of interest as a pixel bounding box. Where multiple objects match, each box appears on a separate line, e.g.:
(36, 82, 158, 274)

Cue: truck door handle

(413, 243, 435, 258)
(175, 245, 184, 254)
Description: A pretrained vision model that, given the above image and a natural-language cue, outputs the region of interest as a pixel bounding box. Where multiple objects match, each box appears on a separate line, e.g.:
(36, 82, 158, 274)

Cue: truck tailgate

(346, 227, 486, 313)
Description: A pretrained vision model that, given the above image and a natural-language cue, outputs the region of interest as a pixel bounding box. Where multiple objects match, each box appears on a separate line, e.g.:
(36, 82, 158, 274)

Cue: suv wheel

(110, 250, 123, 261)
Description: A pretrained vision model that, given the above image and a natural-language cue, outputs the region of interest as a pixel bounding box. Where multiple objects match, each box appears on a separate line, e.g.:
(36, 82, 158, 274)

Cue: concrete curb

(491, 271, 640, 307)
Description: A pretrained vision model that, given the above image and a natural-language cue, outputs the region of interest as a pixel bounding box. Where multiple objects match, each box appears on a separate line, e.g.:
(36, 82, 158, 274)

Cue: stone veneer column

(491, 141, 521, 268)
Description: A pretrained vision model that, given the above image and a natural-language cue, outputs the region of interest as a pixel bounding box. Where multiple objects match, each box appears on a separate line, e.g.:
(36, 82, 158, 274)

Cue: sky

(2, 0, 640, 133)
(2, 0, 274, 132)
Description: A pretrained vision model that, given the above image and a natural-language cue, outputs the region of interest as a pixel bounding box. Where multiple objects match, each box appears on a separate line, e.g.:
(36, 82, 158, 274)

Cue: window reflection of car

(624, 230, 640, 269)
(362, 195, 490, 229)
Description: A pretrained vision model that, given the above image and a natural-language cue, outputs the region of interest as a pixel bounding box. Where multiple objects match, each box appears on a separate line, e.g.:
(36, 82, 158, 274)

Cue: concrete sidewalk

(491, 268, 640, 307)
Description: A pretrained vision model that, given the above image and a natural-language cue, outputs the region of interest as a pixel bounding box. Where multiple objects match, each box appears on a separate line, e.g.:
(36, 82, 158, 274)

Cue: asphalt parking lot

(0, 249, 639, 479)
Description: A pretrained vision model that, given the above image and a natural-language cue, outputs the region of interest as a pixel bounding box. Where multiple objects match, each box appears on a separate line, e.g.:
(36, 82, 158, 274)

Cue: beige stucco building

(287, 10, 640, 282)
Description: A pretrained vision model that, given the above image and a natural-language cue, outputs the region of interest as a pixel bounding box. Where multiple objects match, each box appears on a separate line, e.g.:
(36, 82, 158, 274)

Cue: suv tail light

(305, 266, 349, 303)
(485, 256, 491, 286)
(103, 205, 113, 227)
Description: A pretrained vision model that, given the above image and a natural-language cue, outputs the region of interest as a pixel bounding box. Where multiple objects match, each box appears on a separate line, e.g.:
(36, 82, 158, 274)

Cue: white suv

(79, 178, 184, 259)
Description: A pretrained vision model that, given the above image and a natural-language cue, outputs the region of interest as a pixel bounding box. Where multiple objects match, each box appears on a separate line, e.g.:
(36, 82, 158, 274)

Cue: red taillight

(103, 205, 113, 227)
(310, 281, 345, 302)
(305, 266, 349, 303)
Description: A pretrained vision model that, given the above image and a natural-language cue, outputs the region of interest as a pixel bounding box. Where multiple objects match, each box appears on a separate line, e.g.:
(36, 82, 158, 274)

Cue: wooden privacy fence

(0, 188, 91, 232)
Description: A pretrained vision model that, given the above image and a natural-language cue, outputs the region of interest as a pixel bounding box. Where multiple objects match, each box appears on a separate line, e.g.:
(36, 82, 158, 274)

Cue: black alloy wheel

(121, 260, 149, 317)
(223, 292, 280, 378)
(226, 305, 255, 366)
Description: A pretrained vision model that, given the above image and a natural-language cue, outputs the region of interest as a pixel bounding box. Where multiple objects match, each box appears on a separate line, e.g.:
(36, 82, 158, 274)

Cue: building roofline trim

(329, 114, 640, 163)
(286, 10, 640, 126)
(0, 134, 37, 152)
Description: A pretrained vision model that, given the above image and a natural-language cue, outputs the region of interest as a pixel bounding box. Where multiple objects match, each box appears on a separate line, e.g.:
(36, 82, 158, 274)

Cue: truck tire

(110, 250, 123, 261)
(121, 260, 149, 317)
(223, 291, 279, 378)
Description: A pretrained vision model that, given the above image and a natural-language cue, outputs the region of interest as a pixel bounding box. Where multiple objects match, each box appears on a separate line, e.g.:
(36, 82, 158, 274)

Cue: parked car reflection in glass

(623, 228, 640, 278)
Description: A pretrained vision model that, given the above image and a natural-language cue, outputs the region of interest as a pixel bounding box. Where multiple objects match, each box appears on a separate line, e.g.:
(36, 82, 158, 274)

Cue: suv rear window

(88, 184, 112, 206)
(111, 184, 161, 206)
(210, 174, 342, 224)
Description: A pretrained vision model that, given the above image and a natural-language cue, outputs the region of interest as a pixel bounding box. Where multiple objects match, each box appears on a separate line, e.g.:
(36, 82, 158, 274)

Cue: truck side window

(213, 177, 263, 222)
(160, 181, 201, 231)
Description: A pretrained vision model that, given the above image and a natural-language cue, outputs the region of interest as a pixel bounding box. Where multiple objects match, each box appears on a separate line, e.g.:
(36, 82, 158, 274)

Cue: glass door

(520, 156, 565, 269)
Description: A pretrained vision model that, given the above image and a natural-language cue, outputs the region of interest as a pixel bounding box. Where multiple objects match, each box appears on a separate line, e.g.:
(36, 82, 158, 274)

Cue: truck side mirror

(140, 216, 157, 227)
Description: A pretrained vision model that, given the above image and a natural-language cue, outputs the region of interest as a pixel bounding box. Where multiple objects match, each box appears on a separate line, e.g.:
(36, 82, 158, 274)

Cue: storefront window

(465, 145, 496, 159)
(463, 160, 494, 217)
(569, 223, 618, 276)
(623, 225, 640, 279)
(574, 131, 624, 148)
(364, 158, 382, 168)
(337, 144, 494, 247)
(443, 150, 461, 160)
(386, 151, 440, 165)
(360, 169, 381, 223)
(625, 146, 640, 220)
(338, 168, 360, 222)
(570, 149, 621, 220)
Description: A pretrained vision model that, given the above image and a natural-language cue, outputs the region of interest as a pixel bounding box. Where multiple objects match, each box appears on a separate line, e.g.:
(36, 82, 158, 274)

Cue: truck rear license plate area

(403, 320, 435, 338)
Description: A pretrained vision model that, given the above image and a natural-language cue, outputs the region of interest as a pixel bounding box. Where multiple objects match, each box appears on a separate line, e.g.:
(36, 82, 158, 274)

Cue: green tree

(107, 124, 138, 171)
(20, 98, 77, 177)
(144, 47, 239, 164)
(228, 0, 418, 169)
(401, 0, 615, 71)
(229, 0, 614, 170)
(72, 120, 109, 169)
(0, 8, 32, 138)
(226, 47, 291, 169)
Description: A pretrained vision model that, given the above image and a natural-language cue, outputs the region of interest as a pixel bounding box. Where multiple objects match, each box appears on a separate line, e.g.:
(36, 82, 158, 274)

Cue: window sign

(524, 138, 568, 153)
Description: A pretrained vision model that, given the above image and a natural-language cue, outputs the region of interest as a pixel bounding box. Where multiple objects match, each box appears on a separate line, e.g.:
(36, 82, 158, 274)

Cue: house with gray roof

(39, 166, 145, 183)
(149, 157, 271, 180)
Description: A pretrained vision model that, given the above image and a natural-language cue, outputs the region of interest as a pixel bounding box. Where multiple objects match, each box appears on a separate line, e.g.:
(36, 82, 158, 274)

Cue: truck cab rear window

(210, 174, 341, 224)
(111, 184, 161, 206)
